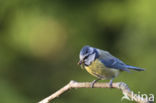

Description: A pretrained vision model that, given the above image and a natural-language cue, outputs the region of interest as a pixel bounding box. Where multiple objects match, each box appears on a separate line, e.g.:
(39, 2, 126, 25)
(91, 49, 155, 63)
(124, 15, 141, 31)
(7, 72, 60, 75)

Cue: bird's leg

(91, 78, 101, 88)
(109, 78, 114, 88)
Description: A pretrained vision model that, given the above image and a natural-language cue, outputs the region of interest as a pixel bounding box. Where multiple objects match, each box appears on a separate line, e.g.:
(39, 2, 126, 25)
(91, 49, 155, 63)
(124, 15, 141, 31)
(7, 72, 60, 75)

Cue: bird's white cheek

(85, 53, 96, 65)
(88, 53, 96, 62)
(80, 55, 83, 60)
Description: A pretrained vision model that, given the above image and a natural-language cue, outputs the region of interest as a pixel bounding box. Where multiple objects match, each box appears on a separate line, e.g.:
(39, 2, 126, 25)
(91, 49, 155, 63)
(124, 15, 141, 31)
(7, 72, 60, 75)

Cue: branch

(38, 80, 150, 103)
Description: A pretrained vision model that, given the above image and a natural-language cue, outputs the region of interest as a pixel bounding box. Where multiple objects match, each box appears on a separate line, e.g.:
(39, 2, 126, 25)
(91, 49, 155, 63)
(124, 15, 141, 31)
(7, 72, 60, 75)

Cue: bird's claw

(109, 82, 113, 88)
(91, 80, 96, 88)
(109, 78, 114, 88)
(90, 79, 101, 88)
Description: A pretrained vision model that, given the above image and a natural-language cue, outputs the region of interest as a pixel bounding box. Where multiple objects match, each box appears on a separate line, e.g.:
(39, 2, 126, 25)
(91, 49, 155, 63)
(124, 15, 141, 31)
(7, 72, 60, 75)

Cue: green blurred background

(0, 0, 155, 103)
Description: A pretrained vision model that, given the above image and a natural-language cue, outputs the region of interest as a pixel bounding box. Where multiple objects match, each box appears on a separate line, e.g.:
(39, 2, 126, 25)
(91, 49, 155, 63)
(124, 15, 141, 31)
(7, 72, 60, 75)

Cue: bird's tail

(126, 65, 145, 71)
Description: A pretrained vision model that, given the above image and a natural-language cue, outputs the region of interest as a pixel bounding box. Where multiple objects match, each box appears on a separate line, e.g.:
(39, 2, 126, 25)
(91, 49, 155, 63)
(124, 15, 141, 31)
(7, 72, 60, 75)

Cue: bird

(78, 45, 144, 88)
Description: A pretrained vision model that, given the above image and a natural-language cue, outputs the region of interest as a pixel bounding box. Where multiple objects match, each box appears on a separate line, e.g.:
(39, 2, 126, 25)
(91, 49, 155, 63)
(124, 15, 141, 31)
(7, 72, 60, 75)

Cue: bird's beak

(77, 60, 83, 65)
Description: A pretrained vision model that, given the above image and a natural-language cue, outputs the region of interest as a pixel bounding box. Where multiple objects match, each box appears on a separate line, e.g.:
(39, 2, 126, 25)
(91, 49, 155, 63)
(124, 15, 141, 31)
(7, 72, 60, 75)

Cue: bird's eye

(85, 49, 89, 54)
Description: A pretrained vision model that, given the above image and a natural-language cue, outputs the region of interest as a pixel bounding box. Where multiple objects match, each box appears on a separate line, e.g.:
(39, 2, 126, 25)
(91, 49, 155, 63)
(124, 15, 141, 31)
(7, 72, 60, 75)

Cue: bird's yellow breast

(85, 59, 119, 79)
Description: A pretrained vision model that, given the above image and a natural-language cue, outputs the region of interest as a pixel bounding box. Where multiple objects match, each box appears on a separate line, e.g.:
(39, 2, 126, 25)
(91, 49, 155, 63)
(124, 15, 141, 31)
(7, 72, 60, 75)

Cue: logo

(121, 93, 130, 101)
(121, 91, 154, 102)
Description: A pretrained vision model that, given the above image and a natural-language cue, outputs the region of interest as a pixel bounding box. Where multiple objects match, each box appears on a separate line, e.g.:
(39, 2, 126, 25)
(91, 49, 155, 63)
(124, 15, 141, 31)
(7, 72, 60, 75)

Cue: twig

(38, 80, 151, 103)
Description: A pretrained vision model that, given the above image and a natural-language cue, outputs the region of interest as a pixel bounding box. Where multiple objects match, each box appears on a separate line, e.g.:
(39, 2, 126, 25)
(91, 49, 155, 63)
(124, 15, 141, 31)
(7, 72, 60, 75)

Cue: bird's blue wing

(99, 58, 130, 72)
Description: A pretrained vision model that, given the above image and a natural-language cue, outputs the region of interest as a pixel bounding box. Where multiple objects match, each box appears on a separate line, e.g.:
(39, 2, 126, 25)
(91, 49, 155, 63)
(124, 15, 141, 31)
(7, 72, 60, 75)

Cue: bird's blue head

(78, 45, 99, 66)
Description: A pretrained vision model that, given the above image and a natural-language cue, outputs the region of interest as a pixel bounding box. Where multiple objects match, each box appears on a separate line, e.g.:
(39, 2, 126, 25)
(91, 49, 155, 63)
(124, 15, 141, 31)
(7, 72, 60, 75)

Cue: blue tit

(78, 45, 144, 88)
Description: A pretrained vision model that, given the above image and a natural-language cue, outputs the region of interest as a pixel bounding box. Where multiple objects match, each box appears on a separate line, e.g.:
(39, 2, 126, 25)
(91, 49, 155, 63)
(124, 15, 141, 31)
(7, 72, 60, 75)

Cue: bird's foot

(109, 78, 114, 88)
(91, 80, 96, 88)
(109, 82, 113, 88)
(91, 78, 100, 88)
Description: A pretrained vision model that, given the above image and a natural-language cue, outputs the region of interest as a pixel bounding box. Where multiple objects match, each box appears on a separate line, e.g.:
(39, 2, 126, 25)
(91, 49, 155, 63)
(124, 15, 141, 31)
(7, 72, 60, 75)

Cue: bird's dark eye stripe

(84, 55, 89, 60)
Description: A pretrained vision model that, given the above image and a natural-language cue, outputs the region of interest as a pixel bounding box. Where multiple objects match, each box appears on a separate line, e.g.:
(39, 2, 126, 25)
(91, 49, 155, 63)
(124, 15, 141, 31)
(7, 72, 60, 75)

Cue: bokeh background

(0, 0, 156, 103)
